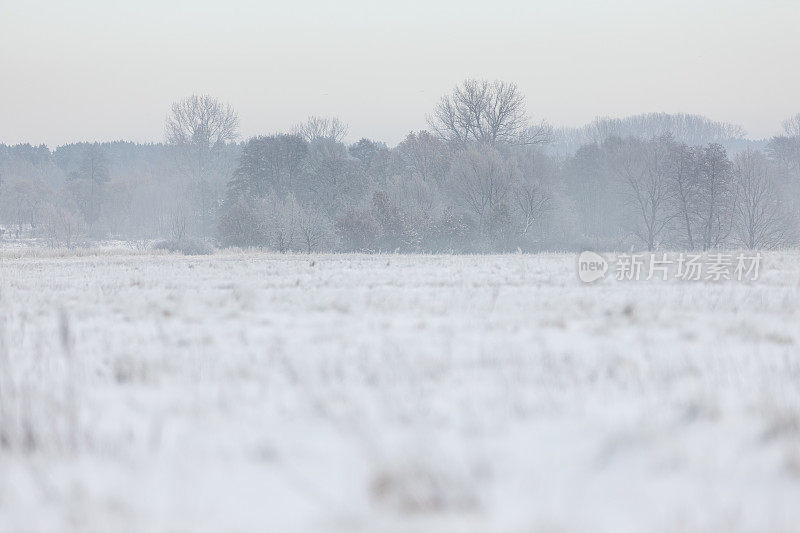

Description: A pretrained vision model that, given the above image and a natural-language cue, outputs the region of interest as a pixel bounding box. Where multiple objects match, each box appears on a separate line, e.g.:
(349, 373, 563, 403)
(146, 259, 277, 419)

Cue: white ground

(1, 250, 800, 532)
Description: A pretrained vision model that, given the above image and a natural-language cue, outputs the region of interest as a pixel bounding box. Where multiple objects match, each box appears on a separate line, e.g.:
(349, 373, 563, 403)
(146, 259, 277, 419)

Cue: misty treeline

(1, 81, 799, 252)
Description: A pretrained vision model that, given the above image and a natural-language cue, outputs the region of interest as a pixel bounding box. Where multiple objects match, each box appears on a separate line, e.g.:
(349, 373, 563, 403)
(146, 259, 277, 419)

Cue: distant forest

(2, 80, 798, 252)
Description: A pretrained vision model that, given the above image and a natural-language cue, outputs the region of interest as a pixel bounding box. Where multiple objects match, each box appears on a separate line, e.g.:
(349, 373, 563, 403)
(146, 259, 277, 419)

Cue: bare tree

(166, 95, 239, 237)
(293, 116, 349, 143)
(585, 113, 745, 146)
(512, 180, 551, 238)
(68, 143, 109, 231)
(695, 144, 736, 250)
(348, 138, 391, 178)
(40, 203, 83, 247)
(228, 134, 308, 197)
(767, 135, 800, 173)
(429, 79, 551, 147)
(448, 144, 516, 234)
(370, 190, 419, 251)
(782, 113, 800, 138)
(296, 204, 335, 252)
(608, 137, 674, 250)
(166, 95, 239, 170)
(103, 177, 135, 236)
(562, 143, 627, 247)
(169, 208, 188, 241)
(1, 177, 50, 237)
(393, 131, 451, 185)
(664, 140, 700, 248)
(733, 149, 794, 249)
(305, 138, 364, 214)
(764, 113, 800, 180)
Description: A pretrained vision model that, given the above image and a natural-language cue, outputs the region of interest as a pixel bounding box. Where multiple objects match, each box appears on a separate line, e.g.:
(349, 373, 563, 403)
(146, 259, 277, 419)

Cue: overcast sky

(1, 0, 798, 147)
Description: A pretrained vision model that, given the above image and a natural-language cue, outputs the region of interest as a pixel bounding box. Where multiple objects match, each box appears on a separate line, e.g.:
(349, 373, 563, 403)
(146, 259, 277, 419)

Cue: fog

(3, 1, 799, 252)
(5, 2, 800, 531)
(1, 86, 799, 253)
(2, 1, 799, 147)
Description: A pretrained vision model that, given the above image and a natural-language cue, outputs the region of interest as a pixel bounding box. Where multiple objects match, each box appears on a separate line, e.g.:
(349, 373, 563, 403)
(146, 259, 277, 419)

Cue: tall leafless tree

(394, 131, 451, 185)
(68, 143, 109, 230)
(292, 116, 349, 143)
(166, 95, 239, 237)
(228, 135, 308, 198)
(733, 149, 794, 249)
(512, 180, 551, 238)
(429, 79, 551, 147)
(608, 137, 674, 250)
(695, 144, 736, 250)
(166, 95, 239, 173)
(664, 140, 700, 248)
(584, 113, 745, 146)
(305, 138, 364, 214)
(782, 113, 800, 138)
(448, 144, 516, 235)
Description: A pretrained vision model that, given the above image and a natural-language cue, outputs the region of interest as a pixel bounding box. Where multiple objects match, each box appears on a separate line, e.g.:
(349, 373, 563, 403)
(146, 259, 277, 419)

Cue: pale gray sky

(1, 0, 798, 147)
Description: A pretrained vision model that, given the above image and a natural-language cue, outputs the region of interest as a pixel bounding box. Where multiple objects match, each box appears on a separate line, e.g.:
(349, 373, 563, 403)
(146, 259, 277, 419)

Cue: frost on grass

(1, 250, 800, 532)
(0, 310, 81, 454)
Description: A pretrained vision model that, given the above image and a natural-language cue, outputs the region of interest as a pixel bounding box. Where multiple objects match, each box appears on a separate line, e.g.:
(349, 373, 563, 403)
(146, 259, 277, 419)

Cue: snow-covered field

(1, 250, 800, 532)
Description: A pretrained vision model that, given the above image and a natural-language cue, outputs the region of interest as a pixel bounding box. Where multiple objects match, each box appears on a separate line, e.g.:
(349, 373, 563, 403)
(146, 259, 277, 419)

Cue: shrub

(335, 206, 381, 252)
(217, 196, 267, 247)
(39, 203, 85, 247)
(152, 238, 214, 255)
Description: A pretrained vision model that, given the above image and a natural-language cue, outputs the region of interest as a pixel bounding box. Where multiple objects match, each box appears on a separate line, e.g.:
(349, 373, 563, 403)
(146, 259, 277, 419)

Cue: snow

(1, 250, 800, 532)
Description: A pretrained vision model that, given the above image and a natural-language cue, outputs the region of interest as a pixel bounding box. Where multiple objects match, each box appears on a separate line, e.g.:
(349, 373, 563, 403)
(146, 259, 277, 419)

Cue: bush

(39, 203, 85, 247)
(335, 206, 381, 252)
(218, 192, 337, 252)
(371, 190, 419, 251)
(152, 238, 214, 255)
(217, 196, 267, 247)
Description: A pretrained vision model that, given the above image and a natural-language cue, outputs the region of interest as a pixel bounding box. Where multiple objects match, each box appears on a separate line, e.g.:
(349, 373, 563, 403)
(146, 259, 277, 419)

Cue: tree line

(1, 81, 798, 252)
